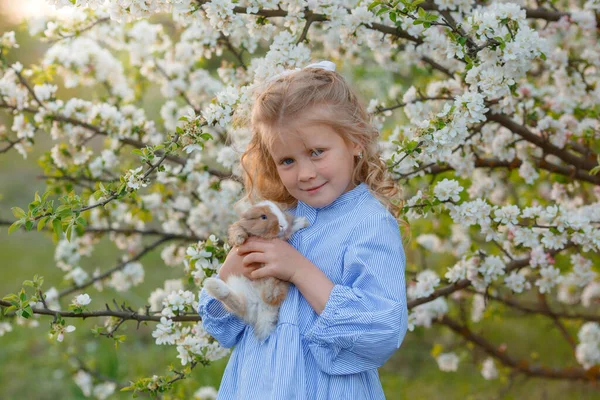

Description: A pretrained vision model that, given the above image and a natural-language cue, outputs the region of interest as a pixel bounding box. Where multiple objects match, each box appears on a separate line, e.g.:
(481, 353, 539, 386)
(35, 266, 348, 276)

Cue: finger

(243, 263, 262, 279)
(238, 240, 267, 255)
(242, 253, 266, 267)
(245, 236, 269, 243)
(250, 267, 270, 280)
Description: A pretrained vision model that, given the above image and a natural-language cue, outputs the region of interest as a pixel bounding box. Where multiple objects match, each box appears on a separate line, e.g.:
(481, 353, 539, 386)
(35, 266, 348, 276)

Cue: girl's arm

(237, 213, 408, 375)
(238, 238, 334, 313)
(290, 259, 334, 314)
(302, 212, 409, 376)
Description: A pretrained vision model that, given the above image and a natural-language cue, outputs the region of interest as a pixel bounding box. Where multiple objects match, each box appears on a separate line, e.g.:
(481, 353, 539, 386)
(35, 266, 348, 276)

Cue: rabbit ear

(233, 199, 253, 215)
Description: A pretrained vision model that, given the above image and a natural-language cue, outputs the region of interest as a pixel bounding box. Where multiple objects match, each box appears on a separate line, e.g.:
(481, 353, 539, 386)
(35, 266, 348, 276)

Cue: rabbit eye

(261, 214, 267, 220)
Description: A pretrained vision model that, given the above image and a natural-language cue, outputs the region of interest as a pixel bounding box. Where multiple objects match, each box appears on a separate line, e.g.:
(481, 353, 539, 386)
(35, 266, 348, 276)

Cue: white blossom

(124, 166, 148, 190)
(73, 370, 93, 397)
(93, 382, 117, 400)
(575, 323, 600, 369)
(436, 352, 460, 372)
(481, 357, 498, 380)
(194, 386, 218, 400)
(409, 270, 440, 299)
(535, 266, 563, 294)
(434, 179, 463, 202)
(504, 271, 531, 293)
(0, 322, 13, 336)
(73, 293, 91, 307)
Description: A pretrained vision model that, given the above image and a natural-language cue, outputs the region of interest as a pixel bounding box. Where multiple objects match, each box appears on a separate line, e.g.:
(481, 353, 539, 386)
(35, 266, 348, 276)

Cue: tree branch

(467, 288, 600, 323)
(58, 236, 175, 298)
(0, 298, 200, 322)
(417, 156, 600, 186)
(0, 102, 236, 182)
(438, 315, 597, 381)
(487, 113, 597, 172)
(46, 17, 111, 44)
(408, 246, 568, 309)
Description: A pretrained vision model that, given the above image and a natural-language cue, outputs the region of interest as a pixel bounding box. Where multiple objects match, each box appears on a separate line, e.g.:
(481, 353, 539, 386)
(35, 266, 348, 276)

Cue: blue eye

(261, 215, 267, 220)
(281, 158, 294, 165)
(311, 149, 324, 157)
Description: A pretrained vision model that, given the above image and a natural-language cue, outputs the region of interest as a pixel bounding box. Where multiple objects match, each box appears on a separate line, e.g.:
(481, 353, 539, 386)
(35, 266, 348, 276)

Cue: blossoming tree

(1, 0, 599, 397)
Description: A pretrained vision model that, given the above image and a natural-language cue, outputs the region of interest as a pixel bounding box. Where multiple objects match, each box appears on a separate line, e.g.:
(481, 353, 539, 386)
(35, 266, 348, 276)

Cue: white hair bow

(266, 60, 336, 82)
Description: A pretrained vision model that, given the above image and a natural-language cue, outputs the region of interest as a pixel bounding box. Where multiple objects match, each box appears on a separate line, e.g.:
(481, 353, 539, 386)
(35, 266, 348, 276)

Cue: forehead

(268, 125, 343, 159)
(267, 106, 342, 155)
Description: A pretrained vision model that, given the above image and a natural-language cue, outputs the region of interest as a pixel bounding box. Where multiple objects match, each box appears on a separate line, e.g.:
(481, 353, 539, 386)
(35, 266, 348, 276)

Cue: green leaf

(37, 216, 49, 231)
(3, 294, 18, 302)
(368, 1, 382, 12)
(20, 290, 27, 302)
(8, 220, 22, 234)
(57, 208, 72, 218)
(25, 220, 34, 231)
(52, 218, 63, 236)
(22, 306, 32, 319)
(77, 217, 87, 226)
(66, 225, 73, 242)
(11, 207, 26, 218)
(376, 7, 389, 16)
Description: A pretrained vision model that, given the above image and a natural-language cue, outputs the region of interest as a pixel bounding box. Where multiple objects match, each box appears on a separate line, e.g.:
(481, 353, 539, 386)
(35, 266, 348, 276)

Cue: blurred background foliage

(0, 1, 598, 399)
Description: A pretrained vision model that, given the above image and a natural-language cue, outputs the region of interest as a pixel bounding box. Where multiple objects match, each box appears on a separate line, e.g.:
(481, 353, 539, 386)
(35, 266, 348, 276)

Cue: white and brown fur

(203, 200, 309, 340)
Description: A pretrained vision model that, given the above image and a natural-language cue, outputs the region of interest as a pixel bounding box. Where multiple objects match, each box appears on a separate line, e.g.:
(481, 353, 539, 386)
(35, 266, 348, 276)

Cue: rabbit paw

(292, 216, 310, 232)
(203, 278, 230, 299)
(231, 234, 247, 246)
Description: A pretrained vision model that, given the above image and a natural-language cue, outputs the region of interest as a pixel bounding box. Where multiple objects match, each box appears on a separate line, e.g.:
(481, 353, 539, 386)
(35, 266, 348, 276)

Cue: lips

(304, 182, 326, 192)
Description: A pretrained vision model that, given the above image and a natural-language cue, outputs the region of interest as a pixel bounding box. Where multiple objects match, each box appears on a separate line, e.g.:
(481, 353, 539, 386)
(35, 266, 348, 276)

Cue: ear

(352, 142, 362, 157)
(233, 199, 253, 215)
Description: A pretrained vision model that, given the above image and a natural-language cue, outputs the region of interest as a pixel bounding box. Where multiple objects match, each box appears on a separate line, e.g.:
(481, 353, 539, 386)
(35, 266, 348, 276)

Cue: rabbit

(203, 200, 309, 340)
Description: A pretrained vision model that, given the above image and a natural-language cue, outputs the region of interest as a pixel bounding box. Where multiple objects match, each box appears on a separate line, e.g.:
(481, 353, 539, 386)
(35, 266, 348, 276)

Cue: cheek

(277, 168, 295, 187)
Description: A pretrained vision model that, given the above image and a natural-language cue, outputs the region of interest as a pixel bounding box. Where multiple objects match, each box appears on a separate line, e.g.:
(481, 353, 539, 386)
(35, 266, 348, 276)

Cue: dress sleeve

(303, 212, 408, 375)
(197, 275, 248, 348)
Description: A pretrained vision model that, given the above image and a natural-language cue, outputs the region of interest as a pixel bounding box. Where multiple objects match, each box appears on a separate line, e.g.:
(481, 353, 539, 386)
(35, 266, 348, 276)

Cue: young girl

(198, 61, 408, 399)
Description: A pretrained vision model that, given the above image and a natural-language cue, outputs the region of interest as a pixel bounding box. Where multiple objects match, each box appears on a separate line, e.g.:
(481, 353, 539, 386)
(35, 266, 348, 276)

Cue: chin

(305, 197, 333, 209)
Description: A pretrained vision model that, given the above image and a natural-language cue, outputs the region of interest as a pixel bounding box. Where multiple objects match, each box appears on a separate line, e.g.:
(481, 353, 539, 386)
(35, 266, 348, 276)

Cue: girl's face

(269, 120, 360, 209)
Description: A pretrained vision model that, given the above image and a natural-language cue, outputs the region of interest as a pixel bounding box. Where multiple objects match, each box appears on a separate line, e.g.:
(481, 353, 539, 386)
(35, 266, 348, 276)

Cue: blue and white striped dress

(198, 183, 408, 399)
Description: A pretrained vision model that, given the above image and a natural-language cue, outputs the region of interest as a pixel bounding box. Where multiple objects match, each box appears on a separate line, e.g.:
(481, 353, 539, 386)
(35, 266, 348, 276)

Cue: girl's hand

(237, 237, 306, 283)
(217, 246, 261, 281)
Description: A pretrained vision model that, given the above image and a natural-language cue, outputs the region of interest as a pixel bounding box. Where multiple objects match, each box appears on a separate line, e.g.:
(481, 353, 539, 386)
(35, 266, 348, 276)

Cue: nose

(297, 159, 317, 182)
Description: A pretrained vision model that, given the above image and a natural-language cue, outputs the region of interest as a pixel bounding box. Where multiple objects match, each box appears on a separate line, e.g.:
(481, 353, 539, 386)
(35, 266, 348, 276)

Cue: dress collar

(295, 183, 369, 226)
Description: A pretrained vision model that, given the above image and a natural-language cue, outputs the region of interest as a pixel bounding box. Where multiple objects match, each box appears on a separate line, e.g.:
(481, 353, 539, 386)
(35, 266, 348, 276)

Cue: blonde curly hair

(240, 66, 404, 221)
